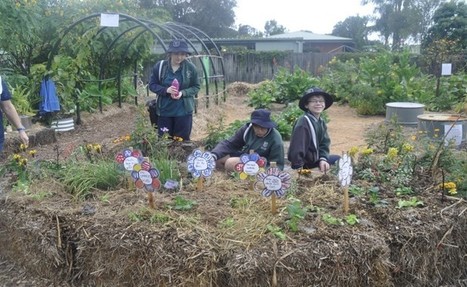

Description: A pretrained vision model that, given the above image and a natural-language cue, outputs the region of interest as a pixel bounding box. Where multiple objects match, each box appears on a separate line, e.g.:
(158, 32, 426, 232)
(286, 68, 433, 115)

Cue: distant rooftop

(268, 31, 352, 41)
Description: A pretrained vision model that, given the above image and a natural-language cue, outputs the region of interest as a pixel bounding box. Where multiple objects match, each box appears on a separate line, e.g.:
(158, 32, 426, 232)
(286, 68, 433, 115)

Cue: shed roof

(268, 31, 352, 42)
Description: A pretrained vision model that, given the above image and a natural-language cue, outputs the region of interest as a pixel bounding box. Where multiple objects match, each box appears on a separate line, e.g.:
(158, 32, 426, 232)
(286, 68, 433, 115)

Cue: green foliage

(266, 224, 286, 240)
(169, 195, 197, 211)
(286, 199, 307, 232)
(273, 67, 320, 104)
(247, 80, 278, 109)
(344, 214, 359, 225)
(397, 197, 424, 208)
(320, 51, 437, 115)
(58, 160, 123, 199)
(203, 119, 247, 150)
(9, 84, 36, 115)
(272, 104, 303, 140)
(322, 214, 342, 225)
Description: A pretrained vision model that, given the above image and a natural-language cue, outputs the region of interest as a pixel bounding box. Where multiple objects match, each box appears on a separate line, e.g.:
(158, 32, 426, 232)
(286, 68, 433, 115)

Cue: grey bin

(385, 102, 425, 125)
(418, 114, 467, 147)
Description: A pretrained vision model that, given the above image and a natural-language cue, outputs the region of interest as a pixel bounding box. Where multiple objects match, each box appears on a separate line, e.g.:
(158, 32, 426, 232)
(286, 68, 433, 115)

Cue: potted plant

(10, 84, 36, 129)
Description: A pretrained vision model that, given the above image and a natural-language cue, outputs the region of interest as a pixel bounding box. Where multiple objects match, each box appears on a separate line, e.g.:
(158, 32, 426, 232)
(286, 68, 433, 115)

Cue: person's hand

(171, 90, 182, 100)
(18, 130, 29, 147)
(319, 160, 330, 173)
(167, 86, 178, 96)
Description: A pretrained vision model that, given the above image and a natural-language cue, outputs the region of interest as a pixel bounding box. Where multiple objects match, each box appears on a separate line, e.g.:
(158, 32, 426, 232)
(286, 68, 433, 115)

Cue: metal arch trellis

(45, 12, 226, 123)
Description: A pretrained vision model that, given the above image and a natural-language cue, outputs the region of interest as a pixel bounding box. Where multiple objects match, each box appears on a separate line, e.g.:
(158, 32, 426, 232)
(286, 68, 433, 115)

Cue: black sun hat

(167, 39, 191, 54)
(298, 87, 334, 111)
(250, 109, 277, 129)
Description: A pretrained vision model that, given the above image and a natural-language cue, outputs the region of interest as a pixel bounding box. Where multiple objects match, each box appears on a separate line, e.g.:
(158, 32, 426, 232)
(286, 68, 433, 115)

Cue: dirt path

(327, 104, 384, 153)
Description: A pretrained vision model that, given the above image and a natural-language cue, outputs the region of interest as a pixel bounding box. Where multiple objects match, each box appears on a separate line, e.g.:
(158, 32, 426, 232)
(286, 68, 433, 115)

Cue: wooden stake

(196, 176, 204, 191)
(271, 193, 277, 215)
(343, 187, 349, 214)
(148, 192, 155, 209)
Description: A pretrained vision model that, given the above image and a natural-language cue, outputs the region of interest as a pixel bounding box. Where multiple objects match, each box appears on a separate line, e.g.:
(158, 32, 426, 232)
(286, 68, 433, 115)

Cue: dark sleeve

(180, 62, 200, 98)
(148, 61, 168, 96)
(267, 129, 285, 170)
(318, 121, 330, 161)
(287, 117, 311, 169)
(211, 125, 247, 159)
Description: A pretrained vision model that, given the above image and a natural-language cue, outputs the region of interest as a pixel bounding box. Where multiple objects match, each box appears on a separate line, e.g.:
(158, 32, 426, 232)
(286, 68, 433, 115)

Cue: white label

(263, 175, 282, 191)
(123, 156, 139, 171)
(444, 124, 463, 146)
(100, 13, 119, 27)
(193, 157, 208, 170)
(244, 161, 260, 176)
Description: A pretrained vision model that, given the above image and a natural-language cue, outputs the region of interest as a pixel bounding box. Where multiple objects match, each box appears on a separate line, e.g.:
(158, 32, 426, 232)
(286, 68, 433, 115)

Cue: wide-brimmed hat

(298, 87, 334, 111)
(250, 109, 277, 129)
(167, 39, 191, 54)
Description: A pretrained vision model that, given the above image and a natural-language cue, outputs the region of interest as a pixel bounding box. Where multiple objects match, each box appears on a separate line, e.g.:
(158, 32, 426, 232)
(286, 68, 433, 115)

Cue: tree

(141, 0, 237, 38)
(238, 24, 263, 38)
(332, 16, 370, 50)
(422, 1, 467, 51)
(363, 0, 441, 50)
(264, 20, 286, 36)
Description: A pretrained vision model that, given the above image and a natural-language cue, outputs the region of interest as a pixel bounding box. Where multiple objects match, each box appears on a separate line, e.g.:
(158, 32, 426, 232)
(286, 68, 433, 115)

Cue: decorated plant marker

(115, 149, 161, 209)
(255, 162, 291, 215)
(235, 150, 267, 190)
(187, 149, 216, 191)
(338, 152, 353, 214)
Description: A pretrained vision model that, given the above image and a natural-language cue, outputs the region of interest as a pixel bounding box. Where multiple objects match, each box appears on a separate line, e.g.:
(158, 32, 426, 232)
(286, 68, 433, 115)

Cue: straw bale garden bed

(0, 83, 466, 287)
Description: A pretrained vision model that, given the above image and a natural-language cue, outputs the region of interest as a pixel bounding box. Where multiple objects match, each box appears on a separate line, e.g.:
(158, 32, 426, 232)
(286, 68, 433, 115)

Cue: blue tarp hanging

(39, 78, 60, 114)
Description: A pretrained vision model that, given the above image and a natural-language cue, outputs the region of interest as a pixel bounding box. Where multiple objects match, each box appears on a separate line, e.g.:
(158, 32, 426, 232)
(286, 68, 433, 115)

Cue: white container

(50, 118, 75, 132)
(386, 102, 425, 125)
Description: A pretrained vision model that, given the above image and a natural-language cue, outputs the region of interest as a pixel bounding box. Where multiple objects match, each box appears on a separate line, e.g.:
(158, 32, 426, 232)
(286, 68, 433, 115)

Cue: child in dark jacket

(288, 87, 340, 173)
(211, 109, 285, 171)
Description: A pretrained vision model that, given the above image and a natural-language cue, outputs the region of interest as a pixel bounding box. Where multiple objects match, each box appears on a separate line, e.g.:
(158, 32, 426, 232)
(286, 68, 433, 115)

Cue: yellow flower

(411, 135, 417, 141)
(28, 150, 37, 157)
(401, 143, 414, 153)
(13, 154, 21, 161)
(438, 182, 456, 190)
(20, 143, 27, 151)
(448, 188, 457, 195)
(86, 144, 93, 151)
(349, 146, 359, 158)
(361, 148, 374, 156)
(387, 147, 398, 160)
(173, 136, 183, 142)
(93, 144, 102, 153)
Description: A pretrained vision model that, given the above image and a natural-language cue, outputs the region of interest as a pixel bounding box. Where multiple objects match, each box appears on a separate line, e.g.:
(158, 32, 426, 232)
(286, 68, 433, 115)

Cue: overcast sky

(234, 0, 376, 35)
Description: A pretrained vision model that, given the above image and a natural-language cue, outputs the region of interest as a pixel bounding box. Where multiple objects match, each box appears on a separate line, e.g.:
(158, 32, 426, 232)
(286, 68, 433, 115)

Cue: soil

(1, 83, 464, 286)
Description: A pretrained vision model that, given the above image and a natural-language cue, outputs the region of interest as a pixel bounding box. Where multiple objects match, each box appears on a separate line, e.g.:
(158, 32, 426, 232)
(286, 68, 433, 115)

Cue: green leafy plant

(345, 214, 359, 225)
(286, 199, 307, 232)
(169, 195, 197, 211)
(397, 197, 424, 208)
(322, 214, 342, 225)
(267, 224, 286, 240)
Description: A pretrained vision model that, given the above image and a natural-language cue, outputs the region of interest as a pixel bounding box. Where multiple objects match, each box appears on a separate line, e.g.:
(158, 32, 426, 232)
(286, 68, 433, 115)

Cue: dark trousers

(157, 114, 193, 141)
(304, 154, 341, 169)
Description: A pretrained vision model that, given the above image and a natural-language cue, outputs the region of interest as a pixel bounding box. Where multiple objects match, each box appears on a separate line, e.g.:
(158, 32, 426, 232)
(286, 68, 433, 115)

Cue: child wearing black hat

(148, 39, 200, 141)
(211, 109, 285, 171)
(288, 87, 340, 173)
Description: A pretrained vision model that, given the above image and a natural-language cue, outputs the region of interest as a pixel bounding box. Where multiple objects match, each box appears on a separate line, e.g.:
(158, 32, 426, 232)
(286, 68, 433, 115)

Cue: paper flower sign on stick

(235, 150, 267, 190)
(255, 162, 291, 215)
(187, 149, 216, 191)
(115, 148, 161, 208)
(338, 152, 353, 214)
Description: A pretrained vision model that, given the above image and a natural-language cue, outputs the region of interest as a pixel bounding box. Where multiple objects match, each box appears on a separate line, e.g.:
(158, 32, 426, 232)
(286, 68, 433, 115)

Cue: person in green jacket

(211, 109, 285, 171)
(288, 87, 340, 173)
(148, 39, 200, 141)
